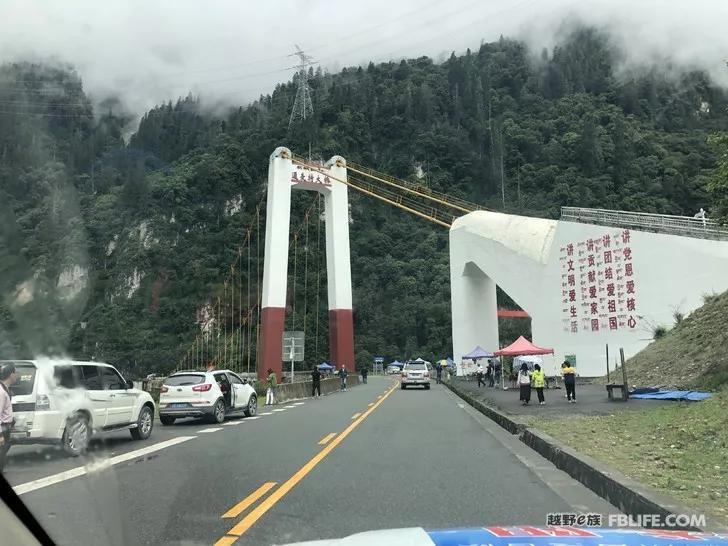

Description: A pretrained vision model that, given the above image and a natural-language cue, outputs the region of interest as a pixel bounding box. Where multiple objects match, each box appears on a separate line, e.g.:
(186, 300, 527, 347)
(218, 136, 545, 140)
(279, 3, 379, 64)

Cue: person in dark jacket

(562, 361, 577, 402)
(311, 366, 322, 398)
(360, 365, 368, 384)
(517, 362, 532, 405)
(339, 366, 348, 391)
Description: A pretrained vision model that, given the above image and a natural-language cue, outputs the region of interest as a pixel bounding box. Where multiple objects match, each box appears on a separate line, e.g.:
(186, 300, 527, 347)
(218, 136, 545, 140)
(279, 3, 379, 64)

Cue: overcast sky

(2, 0, 727, 116)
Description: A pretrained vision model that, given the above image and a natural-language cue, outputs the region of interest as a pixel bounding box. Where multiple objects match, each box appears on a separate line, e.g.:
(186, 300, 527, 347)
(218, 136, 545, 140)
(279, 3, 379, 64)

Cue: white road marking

(284, 405, 296, 408)
(458, 403, 465, 409)
(259, 412, 272, 415)
(246, 416, 261, 420)
(292, 402, 304, 406)
(197, 427, 223, 433)
(223, 421, 244, 426)
(272, 408, 286, 412)
(13, 436, 196, 496)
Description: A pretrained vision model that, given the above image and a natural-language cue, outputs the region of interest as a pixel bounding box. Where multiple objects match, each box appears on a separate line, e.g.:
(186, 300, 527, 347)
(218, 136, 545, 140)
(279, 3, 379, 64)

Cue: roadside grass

(520, 388, 728, 527)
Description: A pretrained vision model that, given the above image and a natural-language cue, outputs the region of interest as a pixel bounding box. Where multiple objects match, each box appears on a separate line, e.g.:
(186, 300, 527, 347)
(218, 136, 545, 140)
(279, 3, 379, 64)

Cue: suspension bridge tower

(259, 147, 354, 380)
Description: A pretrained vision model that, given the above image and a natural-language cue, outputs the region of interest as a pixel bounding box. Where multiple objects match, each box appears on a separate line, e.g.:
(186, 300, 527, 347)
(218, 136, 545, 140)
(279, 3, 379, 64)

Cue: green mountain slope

(2, 27, 727, 377)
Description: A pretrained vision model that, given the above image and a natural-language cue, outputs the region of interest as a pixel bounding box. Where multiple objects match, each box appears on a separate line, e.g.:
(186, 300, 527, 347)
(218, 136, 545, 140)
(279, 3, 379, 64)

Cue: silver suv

(400, 360, 431, 390)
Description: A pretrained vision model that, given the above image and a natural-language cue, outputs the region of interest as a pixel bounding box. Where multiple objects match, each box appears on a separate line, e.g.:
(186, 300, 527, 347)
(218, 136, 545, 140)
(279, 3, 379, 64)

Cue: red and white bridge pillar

(259, 147, 354, 380)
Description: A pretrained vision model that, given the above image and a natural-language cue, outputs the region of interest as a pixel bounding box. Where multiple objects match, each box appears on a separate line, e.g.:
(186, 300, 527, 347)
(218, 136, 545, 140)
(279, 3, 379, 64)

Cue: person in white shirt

(476, 362, 485, 387)
(0, 363, 19, 472)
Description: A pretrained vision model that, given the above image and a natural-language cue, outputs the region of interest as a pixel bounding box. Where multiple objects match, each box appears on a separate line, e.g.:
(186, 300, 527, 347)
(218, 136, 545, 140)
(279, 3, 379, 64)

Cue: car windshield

(164, 374, 205, 386)
(2, 2, 728, 545)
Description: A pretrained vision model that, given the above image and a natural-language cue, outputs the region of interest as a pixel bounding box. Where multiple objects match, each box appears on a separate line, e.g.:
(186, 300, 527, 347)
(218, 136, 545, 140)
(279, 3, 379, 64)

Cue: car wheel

(160, 415, 176, 426)
(210, 399, 226, 423)
(62, 414, 90, 456)
(244, 395, 257, 417)
(401, 384, 406, 390)
(130, 406, 154, 440)
(425, 384, 430, 390)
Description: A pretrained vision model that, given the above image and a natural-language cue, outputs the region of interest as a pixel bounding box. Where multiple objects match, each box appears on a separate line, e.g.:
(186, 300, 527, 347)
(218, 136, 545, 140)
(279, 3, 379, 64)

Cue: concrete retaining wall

(272, 375, 360, 404)
(144, 375, 360, 405)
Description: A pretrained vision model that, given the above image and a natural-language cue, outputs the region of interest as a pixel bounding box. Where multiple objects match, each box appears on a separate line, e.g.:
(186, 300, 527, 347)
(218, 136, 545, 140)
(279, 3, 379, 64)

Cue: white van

(4, 359, 156, 456)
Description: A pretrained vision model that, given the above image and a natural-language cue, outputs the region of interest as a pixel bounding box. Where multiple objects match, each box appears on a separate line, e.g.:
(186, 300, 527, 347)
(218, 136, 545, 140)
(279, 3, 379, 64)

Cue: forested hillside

(2, 28, 727, 377)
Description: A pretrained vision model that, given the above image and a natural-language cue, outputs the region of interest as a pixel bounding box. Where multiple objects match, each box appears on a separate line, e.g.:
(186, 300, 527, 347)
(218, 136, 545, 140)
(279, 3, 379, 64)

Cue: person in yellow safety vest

(562, 361, 577, 403)
(532, 364, 546, 405)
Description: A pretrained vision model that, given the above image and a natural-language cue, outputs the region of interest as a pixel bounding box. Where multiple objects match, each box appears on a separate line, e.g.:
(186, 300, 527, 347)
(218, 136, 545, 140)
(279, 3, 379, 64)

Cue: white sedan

(159, 369, 257, 425)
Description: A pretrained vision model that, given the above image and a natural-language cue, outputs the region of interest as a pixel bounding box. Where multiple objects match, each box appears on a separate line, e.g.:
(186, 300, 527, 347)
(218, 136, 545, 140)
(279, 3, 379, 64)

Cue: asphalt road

(3, 376, 619, 546)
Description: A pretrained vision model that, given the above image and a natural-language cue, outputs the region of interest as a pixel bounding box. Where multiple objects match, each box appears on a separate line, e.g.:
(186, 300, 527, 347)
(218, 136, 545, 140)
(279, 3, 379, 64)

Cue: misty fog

(1, 0, 727, 117)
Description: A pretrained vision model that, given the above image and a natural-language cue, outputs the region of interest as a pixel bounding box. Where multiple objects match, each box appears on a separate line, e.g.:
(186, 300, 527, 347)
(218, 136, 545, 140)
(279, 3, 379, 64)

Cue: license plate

(170, 403, 189, 408)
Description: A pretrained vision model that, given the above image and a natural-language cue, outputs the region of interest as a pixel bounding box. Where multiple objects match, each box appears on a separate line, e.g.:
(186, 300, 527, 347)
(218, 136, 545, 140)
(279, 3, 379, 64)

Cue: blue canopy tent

(462, 346, 494, 360)
(317, 363, 334, 370)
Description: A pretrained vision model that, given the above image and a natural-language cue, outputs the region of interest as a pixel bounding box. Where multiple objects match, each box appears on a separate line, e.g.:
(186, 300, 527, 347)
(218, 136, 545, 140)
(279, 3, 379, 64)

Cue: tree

(707, 132, 728, 222)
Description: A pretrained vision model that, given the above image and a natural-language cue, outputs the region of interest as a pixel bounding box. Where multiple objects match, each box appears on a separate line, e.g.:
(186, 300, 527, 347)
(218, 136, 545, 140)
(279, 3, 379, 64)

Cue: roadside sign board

(565, 354, 577, 367)
(373, 356, 384, 363)
(282, 331, 305, 362)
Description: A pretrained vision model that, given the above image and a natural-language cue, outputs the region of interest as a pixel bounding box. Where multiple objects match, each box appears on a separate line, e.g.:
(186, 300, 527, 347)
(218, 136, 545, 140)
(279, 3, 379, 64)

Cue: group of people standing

(474, 359, 502, 388)
(264, 363, 354, 406)
(515, 360, 577, 406)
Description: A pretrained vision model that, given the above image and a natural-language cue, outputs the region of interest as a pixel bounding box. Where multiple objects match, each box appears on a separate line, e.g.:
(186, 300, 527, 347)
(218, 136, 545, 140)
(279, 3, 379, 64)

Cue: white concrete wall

(450, 211, 728, 376)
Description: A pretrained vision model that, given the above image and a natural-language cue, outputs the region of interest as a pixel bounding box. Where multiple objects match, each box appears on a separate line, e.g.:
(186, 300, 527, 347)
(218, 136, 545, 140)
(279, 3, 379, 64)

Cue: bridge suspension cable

(344, 160, 489, 215)
(292, 156, 456, 228)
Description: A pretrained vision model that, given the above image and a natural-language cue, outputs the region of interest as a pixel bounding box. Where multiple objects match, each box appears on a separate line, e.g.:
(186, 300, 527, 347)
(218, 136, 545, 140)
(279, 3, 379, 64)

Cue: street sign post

(282, 331, 305, 380)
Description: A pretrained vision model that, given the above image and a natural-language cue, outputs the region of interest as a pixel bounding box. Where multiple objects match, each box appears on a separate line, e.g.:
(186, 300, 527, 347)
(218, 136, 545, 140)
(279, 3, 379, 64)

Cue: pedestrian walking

(518, 362, 532, 405)
(265, 368, 277, 405)
(532, 363, 546, 405)
(562, 361, 577, 403)
(493, 358, 502, 389)
(311, 366, 322, 398)
(0, 363, 19, 472)
(476, 362, 485, 387)
(486, 361, 494, 387)
(339, 365, 348, 391)
(361, 365, 368, 384)
(435, 362, 443, 384)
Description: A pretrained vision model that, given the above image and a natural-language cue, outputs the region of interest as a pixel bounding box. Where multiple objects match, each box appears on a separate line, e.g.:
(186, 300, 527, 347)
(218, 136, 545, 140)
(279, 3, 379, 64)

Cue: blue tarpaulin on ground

(630, 390, 712, 401)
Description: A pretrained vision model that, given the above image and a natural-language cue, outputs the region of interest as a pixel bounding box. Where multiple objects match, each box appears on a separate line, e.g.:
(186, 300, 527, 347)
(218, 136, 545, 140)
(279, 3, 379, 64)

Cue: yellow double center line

(215, 382, 398, 544)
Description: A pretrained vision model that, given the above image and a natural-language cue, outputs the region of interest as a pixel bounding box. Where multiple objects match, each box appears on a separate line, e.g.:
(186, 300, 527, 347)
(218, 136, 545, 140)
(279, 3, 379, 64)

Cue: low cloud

(1, 0, 727, 116)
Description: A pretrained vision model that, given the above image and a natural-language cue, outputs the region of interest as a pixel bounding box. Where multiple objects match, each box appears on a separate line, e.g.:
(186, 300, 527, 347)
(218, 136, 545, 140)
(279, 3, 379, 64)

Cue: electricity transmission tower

(288, 45, 315, 131)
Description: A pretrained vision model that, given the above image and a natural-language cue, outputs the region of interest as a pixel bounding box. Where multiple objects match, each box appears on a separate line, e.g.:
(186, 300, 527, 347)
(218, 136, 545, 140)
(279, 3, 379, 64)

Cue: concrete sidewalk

(450, 377, 671, 416)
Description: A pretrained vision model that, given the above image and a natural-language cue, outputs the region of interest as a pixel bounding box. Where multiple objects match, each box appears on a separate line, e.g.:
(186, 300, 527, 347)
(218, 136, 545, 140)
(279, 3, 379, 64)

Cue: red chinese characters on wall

(559, 229, 637, 334)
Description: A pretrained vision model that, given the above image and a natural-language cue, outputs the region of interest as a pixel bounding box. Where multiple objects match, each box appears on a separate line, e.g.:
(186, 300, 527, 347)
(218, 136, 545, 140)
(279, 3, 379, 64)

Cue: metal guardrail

(560, 206, 728, 241)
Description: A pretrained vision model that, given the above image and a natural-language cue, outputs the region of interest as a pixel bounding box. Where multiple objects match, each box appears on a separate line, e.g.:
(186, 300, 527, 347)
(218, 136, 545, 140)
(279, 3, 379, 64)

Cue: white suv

(401, 360, 431, 390)
(159, 369, 257, 425)
(5, 359, 156, 456)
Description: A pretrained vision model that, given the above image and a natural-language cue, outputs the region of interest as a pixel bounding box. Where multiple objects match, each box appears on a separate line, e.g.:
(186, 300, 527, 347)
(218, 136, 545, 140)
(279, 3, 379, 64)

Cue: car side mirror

(126, 379, 134, 389)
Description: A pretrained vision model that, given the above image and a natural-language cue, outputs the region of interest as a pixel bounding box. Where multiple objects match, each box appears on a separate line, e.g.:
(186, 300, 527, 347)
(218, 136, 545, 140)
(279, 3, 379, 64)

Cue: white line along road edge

(197, 427, 223, 433)
(13, 436, 196, 496)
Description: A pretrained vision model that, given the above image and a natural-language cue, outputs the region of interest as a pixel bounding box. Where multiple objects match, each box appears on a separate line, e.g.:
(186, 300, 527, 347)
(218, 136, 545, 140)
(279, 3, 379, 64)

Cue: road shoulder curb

(443, 380, 727, 533)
